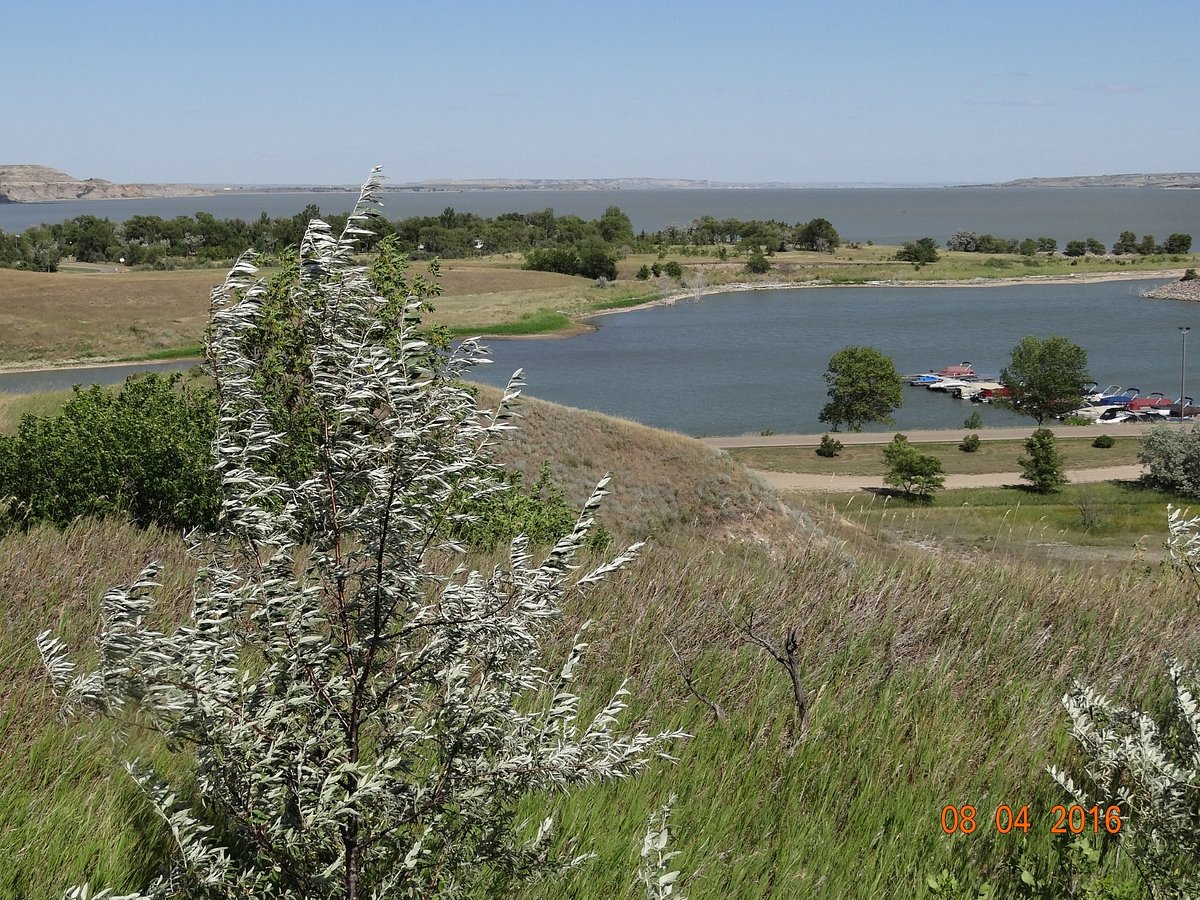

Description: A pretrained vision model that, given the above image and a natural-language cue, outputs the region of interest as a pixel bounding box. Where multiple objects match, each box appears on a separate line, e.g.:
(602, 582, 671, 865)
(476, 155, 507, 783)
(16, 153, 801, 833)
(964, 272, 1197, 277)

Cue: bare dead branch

(738, 608, 810, 748)
(663, 632, 726, 724)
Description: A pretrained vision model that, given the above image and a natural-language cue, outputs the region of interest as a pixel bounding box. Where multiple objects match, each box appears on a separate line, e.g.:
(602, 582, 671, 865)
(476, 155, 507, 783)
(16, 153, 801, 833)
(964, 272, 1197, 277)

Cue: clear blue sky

(6, 0, 1199, 185)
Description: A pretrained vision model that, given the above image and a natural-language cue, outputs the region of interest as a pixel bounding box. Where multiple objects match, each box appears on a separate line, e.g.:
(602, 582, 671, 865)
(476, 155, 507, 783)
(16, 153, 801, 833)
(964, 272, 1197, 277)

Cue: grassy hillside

(2, 391, 1194, 897)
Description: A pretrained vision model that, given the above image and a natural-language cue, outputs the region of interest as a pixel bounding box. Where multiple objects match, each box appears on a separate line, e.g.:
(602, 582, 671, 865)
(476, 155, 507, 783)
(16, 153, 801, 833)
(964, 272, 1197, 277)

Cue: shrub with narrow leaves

(38, 171, 682, 899)
(1045, 507, 1200, 899)
(1139, 425, 1200, 497)
(640, 795, 686, 900)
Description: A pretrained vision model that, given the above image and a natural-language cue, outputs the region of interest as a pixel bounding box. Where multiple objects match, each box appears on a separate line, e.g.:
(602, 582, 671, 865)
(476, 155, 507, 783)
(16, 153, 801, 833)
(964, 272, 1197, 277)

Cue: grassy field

(0, 388, 77, 431)
(787, 479, 1195, 565)
(2, 245, 1193, 367)
(5, 385, 1198, 896)
(729, 436, 1143, 476)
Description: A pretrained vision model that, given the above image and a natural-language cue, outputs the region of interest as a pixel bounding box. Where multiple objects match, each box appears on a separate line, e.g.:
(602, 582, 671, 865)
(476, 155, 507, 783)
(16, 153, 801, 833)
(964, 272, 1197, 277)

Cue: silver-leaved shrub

(38, 171, 681, 899)
(1047, 505, 1200, 899)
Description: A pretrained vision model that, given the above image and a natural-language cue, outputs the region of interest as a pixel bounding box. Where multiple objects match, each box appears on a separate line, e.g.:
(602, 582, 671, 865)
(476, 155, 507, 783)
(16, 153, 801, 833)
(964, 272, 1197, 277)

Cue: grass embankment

(3, 382, 1195, 897)
(5, 246, 1194, 368)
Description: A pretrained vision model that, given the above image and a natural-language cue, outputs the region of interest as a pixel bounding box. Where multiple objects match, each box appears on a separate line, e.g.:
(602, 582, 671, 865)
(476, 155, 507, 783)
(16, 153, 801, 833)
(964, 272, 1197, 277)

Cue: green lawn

(730, 437, 1142, 476)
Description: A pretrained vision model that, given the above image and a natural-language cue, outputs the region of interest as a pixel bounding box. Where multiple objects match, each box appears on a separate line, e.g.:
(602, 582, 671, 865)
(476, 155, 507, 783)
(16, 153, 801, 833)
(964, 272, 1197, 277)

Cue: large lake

(465, 278, 1197, 436)
(3, 187, 1199, 247)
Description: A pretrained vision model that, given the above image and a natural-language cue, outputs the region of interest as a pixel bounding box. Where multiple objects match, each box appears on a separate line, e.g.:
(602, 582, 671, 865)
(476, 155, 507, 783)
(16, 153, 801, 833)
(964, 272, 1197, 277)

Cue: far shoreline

(576, 267, 1187, 325)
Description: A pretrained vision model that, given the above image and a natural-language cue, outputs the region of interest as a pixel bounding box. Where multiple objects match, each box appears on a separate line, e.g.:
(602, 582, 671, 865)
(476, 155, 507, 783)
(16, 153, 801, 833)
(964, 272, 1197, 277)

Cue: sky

(5, 0, 1200, 186)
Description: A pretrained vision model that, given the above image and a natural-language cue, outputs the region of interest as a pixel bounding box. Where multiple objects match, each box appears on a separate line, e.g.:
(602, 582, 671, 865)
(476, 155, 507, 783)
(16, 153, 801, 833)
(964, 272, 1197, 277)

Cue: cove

(465, 278, 1193, 436)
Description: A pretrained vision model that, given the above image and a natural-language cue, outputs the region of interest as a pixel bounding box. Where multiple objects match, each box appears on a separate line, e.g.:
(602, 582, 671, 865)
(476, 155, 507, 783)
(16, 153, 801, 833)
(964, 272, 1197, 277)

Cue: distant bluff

(0, 165, 209, 202)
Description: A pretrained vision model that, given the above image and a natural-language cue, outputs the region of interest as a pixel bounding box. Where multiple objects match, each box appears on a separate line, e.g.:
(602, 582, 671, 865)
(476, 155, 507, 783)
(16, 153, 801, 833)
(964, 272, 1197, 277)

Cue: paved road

(702, 423, 1169, 449)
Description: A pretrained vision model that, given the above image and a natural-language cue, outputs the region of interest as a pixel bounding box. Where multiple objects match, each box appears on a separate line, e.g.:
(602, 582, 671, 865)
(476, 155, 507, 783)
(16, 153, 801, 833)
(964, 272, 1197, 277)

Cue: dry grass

(0, 268, 222, 365)
(0, 388, 77, 432)
(0, 262, 635, 365)
(476, 384, 790, 538)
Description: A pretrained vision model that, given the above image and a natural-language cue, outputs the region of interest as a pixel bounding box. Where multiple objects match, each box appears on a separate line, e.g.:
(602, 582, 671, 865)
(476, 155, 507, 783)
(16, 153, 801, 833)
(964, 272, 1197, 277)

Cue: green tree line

(0, 205, 845, 273)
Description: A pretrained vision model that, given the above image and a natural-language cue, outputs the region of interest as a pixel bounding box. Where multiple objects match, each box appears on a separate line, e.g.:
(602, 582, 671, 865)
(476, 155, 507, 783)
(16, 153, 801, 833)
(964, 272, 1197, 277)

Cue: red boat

(1127, 392, 1175, 411)
(937, 362, 976, 378)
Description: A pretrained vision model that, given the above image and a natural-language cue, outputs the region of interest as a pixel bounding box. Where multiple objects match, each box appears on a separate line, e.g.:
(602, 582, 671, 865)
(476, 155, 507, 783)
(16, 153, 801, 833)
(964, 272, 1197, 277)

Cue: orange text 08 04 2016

(940, 804, 1123, 835)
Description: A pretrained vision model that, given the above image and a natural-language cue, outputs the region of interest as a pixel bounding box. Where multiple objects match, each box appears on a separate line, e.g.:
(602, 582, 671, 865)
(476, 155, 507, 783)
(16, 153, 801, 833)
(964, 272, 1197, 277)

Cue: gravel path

(705, 426, 1163, 492)
(703, 423, 1164, 449)
(756, 464, 1144, 493)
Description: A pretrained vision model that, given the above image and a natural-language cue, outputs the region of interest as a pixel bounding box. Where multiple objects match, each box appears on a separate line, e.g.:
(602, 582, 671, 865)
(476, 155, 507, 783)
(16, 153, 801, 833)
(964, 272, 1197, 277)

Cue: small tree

(745, 247, 770, 274)
(1165, 233, 1193, 255)
(883, 434, 945, 499)
(1019, 427, 1067, 492)
(37, 173, 681, 898)
(959, 434, 981, 453)
(998, 335, 1091, 425)
(816, 433, 843, 458)
(818, 345, 904, 432)
(794, 217, 840, 252)
(895, 237, 940, 264)
(963, 410, 983, 430)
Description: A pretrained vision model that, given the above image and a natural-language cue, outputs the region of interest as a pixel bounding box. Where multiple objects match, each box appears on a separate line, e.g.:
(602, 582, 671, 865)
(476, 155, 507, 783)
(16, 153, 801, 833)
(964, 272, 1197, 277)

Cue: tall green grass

(3, 404, 1191, 896)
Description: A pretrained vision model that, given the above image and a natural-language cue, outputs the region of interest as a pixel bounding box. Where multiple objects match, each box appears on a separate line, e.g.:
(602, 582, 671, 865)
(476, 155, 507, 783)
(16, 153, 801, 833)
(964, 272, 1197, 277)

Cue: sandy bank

(757, 464, 1144, 494)
(582, 269, 1187, 323)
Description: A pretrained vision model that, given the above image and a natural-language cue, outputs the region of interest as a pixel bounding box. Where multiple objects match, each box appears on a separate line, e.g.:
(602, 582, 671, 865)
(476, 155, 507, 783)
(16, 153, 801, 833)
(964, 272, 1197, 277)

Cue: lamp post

(1181, 326, 1191, 424)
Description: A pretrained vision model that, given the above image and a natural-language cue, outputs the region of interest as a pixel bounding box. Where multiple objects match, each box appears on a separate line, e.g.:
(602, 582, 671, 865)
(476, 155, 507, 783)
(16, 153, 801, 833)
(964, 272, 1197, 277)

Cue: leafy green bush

(0, 373, 219, 533)
(816, 433, 843, 458)
(895, 238, 940, 264)
(1092, 434, 1115, 449)
(452, 461, 611, 552)
(745, 248, 771, 274)
(523, 242, 618, 280)
(662, 260, 683, 279)
(959, 434, 981, 453)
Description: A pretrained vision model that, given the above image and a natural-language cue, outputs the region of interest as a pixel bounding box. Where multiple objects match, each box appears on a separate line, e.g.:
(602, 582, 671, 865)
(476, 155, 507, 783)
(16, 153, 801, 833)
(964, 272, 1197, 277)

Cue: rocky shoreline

(1140, 276, 1200, 301)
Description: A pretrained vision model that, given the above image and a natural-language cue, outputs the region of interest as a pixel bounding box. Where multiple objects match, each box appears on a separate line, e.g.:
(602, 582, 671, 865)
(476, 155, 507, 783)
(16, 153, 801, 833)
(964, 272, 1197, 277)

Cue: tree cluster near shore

(0, 203, 843, 274)
(946, 228, 1192, 258)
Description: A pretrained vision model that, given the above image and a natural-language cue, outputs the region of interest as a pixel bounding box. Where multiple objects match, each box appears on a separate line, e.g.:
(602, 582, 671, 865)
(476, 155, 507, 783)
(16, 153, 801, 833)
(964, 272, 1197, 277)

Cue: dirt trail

(757, 464, 1144, 493)
(704, 424, 1163, 448)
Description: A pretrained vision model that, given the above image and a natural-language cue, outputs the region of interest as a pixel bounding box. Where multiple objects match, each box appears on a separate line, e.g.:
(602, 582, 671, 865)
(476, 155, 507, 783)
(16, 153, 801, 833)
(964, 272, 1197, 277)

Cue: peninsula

(973, 172, 1200, 189)
(0, 165, 209, 203)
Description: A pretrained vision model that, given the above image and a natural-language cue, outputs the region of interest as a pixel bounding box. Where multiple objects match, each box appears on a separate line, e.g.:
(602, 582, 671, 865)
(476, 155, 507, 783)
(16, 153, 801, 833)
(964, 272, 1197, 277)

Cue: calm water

(2, 187, 1199, 246)
(5, 279, 1196, 437)
(0, 359, 199, 394)
(465, 278, 1197, 436)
